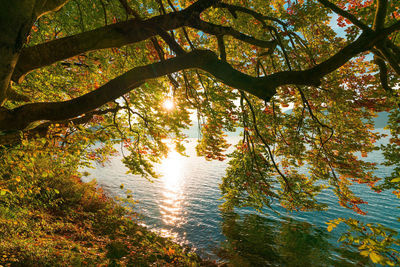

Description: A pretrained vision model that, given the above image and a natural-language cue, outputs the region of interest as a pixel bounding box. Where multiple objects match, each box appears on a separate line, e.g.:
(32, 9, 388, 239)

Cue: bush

(0, 138, 214, 266)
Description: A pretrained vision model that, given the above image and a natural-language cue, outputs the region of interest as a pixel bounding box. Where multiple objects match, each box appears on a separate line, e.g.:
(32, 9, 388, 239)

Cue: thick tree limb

(373, 0, 388, 30)
(12, 0, 219, 82)
(0, 27, 386, 132)
(377, 20, 400, 75)
(14, 12, 275, 83)
(0, 106, 119, 146)
(217, 35, 226, 61)
(384, 20, 400, 35)
(2, 2, 399, 131)
(0, 0, 70, 104)
(0, 1, 36, 104)
(0, 48, 317, 131)
(13, 13, 186, 82)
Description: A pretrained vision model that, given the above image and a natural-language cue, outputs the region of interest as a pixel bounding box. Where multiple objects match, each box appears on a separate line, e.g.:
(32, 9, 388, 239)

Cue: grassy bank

(0, 141, 217, 266)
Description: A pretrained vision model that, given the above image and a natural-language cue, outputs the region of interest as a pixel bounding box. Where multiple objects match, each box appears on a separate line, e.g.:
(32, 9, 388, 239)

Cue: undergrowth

(0, 138, 216, 266)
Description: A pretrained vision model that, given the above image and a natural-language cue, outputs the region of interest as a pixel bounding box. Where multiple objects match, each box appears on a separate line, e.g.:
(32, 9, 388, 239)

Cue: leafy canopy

(0, 0, 400, 264)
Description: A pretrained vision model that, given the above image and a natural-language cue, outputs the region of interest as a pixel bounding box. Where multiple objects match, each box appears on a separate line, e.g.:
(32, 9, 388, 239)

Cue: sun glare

(163, 99, 174, 110)
(160, 150, 182, 191)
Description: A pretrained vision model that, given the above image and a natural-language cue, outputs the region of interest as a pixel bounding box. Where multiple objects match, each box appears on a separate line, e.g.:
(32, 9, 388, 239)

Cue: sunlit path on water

(158, 150, 186, 237)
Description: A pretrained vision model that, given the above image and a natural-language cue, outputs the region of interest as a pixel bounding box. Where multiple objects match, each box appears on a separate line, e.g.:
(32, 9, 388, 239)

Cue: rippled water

(83, 132, 399, 266)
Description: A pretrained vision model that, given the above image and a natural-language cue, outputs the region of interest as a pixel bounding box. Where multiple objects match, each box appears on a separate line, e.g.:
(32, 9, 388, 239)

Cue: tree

(0, 0, 399, 264)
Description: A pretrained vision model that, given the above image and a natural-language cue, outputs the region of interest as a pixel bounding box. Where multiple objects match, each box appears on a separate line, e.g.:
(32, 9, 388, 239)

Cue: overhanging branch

(2, 10, 399, 132)
(13, 0, 275, 83)
(13, 14, 186, 82)
(12, 0, 219, 83)
(0, 31, 379, 131)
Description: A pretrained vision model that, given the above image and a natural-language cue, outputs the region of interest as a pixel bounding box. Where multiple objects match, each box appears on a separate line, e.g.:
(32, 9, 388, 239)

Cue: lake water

(83, 131, 399, 266)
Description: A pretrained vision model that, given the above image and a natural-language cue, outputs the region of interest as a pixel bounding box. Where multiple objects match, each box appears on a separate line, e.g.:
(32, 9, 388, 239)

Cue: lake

(82, 131, 399, 266)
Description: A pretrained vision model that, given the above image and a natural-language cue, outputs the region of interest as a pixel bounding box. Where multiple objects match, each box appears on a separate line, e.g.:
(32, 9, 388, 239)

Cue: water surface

(83, 134, 399, 266)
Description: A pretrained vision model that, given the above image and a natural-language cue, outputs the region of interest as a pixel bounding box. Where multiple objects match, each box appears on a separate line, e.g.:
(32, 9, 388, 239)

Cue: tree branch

(373, 0, 388, 30)
(189, 19, 277, 49)
(0, 0, 69, 104)
(36, 0, 70, 18)
(13, 15, 181, 82)
(117, 0, 140, 18)
(0, 48, 317, 131)
(375, 56, 392, 92)
(316, 0, 371, 31)
(378, 43, 400, 76)
(215, 2, 288, 28)
(217, 35, 226, 61)
(3, 9, 399, 131)
(14, 12, 276, 83)
(12, 0, 218, 82)
(0, 107, 120, 146)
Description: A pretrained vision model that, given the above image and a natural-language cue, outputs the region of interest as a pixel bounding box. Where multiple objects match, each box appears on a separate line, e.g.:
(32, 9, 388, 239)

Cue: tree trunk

(0, 0, 37, 105)
(0, 0, 69, 105)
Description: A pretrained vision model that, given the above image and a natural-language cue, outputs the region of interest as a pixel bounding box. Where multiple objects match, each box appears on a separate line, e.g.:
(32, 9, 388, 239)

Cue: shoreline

(0, 170, 219, 266)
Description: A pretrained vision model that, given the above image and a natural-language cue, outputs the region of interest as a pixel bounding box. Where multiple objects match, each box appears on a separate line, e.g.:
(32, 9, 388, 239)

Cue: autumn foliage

(0, 0, 399, 265)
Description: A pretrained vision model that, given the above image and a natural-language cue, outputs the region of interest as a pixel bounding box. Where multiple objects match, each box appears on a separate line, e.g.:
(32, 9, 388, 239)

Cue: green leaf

(369, 252, 384, 263)
(390, 178, 400, 183)
(360, 250, 369, 257)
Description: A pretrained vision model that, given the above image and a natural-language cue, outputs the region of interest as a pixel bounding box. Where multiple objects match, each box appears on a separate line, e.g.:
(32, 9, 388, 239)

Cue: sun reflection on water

(159, 149, 185, 229)
(160, 150, 183, 191)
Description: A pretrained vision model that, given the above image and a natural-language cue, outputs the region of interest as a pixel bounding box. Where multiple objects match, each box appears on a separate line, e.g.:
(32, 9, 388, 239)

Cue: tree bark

(12, 0, 273, 83)
(0, 0, 69, 105)
(0, 0, 35, 105)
